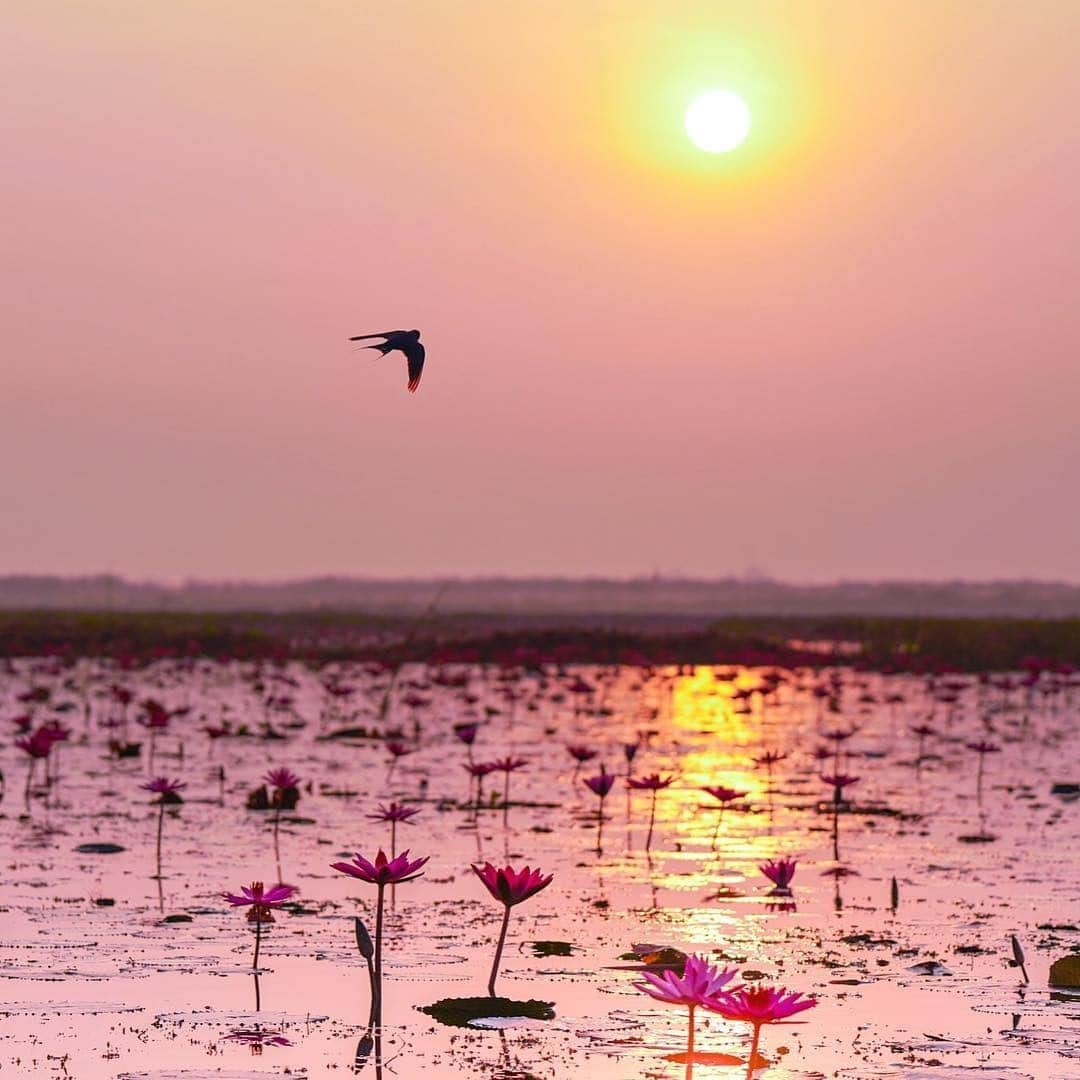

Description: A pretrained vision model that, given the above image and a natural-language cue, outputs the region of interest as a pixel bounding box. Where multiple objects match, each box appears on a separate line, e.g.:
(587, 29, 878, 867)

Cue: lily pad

(419, 996, 555, 1028)
(530, 940, 576, 957)
(74, 843, 126, 854)
(1049, 954, 1080, 988)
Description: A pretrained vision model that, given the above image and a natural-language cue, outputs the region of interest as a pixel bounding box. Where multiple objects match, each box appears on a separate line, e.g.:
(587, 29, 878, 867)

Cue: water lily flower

(583, 766, 616, 852)
(331, 849, 429, 886)
(331, 849, 428, 1024)
(223, 881, 297, 969)
(488, 756, 528, 817)
(628, 773, 674, 850)
(264, 766, 300, 792)
(472, 862, 553, 995)
(365, 802, 421, 850)
(759, 858, 797, 895)
(633, 954, 738, 1058)
(967, 740, 1000, 802)
(583, 769, 616, 798)
(821, 774, 859, 799)
(567, 744, 597, 769)
(704, 985, 817, 1079)
(702, 786, 746, 845)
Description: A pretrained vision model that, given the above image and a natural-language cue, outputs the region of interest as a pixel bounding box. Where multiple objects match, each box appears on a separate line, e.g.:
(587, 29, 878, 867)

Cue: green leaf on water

(419, 997, 555, 1029)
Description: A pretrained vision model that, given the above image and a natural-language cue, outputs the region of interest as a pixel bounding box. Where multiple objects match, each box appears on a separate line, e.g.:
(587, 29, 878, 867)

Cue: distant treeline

(0, 609, 1077, 672)
(2, 574, 1080, 617)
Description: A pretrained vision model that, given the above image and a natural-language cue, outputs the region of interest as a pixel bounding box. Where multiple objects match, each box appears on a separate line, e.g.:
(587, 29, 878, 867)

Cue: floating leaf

(1049, 954, 1080, 988)
(418, 996, 554, 1029)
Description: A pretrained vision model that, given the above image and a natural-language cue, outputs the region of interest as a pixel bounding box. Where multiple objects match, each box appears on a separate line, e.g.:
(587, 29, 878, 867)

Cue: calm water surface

(2, 660, 1078, 1079)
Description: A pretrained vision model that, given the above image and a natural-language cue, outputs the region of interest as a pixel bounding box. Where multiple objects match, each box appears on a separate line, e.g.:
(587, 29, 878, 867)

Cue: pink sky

(4, 2, 1078, 582)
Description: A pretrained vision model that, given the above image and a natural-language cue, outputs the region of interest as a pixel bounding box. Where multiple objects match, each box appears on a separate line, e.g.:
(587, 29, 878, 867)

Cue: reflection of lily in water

(225, 1026, 292, 1054)
(353, 1026, 383, 1077)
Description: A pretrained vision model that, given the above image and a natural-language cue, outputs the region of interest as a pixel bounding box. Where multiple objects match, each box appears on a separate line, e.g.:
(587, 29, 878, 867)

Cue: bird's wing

(403, 340, 425, 393)
(348, 330, 406, 342)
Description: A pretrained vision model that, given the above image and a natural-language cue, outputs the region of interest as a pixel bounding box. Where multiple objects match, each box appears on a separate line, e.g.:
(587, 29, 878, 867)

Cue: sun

(684, 90, 751, 153)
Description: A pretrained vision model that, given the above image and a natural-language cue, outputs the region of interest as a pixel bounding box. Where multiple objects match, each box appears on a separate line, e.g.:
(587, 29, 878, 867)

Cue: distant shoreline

(2, 609, 1078, 672)
(2, 574, 1080, 618)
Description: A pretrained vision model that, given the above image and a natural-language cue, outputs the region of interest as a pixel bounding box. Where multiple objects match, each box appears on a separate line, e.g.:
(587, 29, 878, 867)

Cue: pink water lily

(759, 858, 797, 895)
(223, 881, 298, 908)
(704, 985, 817, 1079)
(331, 849, 429, 885)
(331, 850, 428, 1026)
(472, 862, 553, 995)
(264, 766, 300, 791)
(633, 955, 738, 1058)
(142, 777, 185, 886)
(223, 881, 297, 970)
(365, 802, 421, 851)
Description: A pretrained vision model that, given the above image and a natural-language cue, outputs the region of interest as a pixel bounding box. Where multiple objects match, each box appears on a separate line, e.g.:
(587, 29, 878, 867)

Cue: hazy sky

(4, 2, 1078, 582)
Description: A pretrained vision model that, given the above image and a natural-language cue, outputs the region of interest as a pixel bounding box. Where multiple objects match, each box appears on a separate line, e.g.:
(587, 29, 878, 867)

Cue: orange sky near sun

(3, 1, 1079, 581)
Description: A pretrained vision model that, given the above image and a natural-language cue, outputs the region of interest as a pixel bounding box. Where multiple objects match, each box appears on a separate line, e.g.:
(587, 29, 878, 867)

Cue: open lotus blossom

(142, 776, 186, 798)
(633, 954, 739, 1058)
(331, 850, 428, 1025)
(702, 785, 747, 845)
(567, 744, 597, 767)
(759, 858, 797, 895)
(365, 802, 421, 850)
(223, 881, 298, 969)
(264, 766, 300, 791)
(753, 750, 787, 768)
(704, 985, 817, 1079)
(583, 766, 616, 852)
(628, 773, 675, 791)
(487, 756, 528, 818)
(331, 849, 429, 886)
(472, 863, 553, 995)
(702, 785, 746, 804)
(463, 759, 496, 811)
(967, 740, 1000, 801)
(821, 774, 859, 796)
(628, 773, 674, 851)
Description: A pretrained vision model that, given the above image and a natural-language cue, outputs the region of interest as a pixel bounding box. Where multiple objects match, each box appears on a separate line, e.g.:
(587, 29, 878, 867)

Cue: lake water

(2, 659, 1078, 1078)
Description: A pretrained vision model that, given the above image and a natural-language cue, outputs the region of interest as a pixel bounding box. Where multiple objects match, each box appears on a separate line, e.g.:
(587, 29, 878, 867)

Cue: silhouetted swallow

(349, 329, 425, 393)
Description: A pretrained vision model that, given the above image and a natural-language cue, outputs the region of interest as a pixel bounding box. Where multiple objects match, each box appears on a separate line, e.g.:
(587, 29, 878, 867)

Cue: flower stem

(488, 904, 512, 997)
(686, 1003, 696, 1057)
(24, 759, 34, 812)
(373, 883, 385, 1026)
(273, 804, 282, 883)
(646, 790, 657, 851)
(745, 1021, 762, 1080)
(253, 917, 262, 970)
(155, 801, 164, 879)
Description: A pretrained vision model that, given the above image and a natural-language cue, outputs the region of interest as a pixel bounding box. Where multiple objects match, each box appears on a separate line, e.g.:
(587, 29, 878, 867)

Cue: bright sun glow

(684, 90, 751, 153)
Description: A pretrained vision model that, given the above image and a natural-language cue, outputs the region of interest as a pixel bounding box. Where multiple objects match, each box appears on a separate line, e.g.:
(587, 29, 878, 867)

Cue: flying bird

(349, 329, 425, 393)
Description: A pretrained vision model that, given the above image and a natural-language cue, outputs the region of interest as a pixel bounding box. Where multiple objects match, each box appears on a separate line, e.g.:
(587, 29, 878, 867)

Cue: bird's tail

(408, 374, 421, 393)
